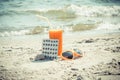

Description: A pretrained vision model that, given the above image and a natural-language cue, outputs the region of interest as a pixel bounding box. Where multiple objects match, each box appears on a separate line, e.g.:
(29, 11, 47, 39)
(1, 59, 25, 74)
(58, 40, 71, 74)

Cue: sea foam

(3, 4, 120, 17)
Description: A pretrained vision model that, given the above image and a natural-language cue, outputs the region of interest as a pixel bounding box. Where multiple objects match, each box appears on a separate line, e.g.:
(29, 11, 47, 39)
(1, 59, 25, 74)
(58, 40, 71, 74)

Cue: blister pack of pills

(42, 39, 59, 60)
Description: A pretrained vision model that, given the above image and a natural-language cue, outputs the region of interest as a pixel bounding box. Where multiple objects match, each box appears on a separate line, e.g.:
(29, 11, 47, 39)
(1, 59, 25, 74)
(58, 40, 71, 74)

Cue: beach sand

(0, 32, 120, 80)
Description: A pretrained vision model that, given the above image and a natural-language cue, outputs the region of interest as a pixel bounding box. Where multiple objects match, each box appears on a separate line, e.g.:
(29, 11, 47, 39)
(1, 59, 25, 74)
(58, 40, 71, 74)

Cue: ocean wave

(65, 4, 120, 17)
(1, 4, 120, 17)
(96, 22, 120, 30)
(0, 26, 49, 37)
(18, 5, 120, 17)
(72, 23, 96, 31)
(0, 22, 120, 37)
(0, 30, 30, 37)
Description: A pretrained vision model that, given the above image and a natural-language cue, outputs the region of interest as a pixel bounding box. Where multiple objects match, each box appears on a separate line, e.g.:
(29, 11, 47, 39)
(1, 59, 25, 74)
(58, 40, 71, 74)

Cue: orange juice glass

(49, 29, 63, 56)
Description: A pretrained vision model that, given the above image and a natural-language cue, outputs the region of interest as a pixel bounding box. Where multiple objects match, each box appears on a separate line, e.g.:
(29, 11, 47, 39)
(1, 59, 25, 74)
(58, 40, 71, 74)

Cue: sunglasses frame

(60, 49, 83, 60)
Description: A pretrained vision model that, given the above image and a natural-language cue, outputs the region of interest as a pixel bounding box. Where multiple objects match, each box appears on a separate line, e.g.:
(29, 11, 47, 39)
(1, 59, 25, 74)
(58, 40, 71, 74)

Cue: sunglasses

(60, 49, 83, 60)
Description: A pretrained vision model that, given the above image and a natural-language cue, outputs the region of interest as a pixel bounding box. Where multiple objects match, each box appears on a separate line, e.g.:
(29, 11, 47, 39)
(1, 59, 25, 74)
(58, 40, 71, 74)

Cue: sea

(0, 0, 120, 37)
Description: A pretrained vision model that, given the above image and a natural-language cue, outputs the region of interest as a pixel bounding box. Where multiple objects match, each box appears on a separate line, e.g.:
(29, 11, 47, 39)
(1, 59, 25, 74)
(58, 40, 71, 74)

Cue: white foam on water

(0, 22, 120, 37)
(65, 4, 120, 17)
(10, 4, 120, 17)
(0, 27, 49, 37)
(96, 22, 120, 30)
(0, 30, 30, 37)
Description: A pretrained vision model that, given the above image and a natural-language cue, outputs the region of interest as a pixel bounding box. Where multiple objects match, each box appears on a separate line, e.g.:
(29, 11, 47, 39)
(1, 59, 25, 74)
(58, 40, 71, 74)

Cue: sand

(0, 32, 120, 80)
